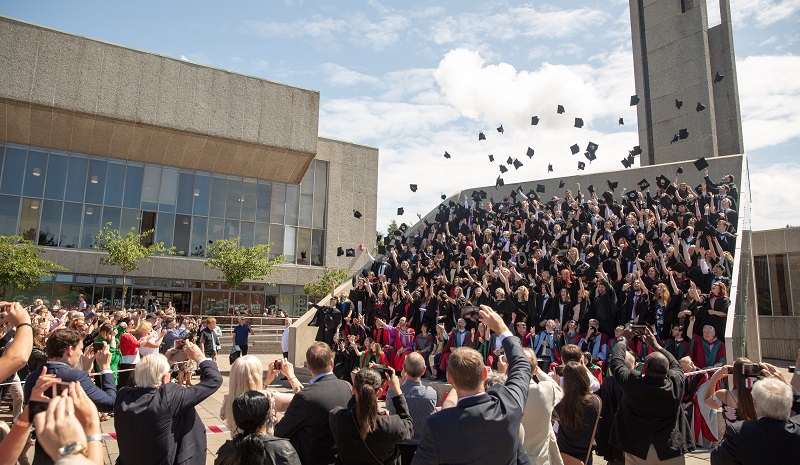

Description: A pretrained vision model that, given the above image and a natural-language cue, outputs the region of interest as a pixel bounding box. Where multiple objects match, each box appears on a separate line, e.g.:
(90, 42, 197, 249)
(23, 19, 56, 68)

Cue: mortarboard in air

(510, 190, 519, 201)
(410, 184, 418, 192)
(602, 191, 615, 206)
(495, 176, 505, 188)
(378, 245, 386, 255)
(670, 262, 689, 274)
(441, 194, 447, 200)
(585, 151, 597, 162)
(557, 105, 565, 114)
(676, 166, 684, 174)
(513, 159, 523, 170)
(499, 165, 508, 173)
(714, 71, 724, 83)
(675, 99, 683, 109)
(607, 180, 618, 191)
(671, 133, 679, 143)
(621, 158, 631, 169)
(666, 184, 677, 196)
(479, 132, 486, 141)
(536, 184, 546, 193)
(574, 118, 584, 128)
(630, 95, 640, 106)
(559, 180, 565, 188)
(626, 190, 638, 202)
(656, 175, 671, 189)
(345, 248, 356, 257)
(526, 147, 535, 158)
(587, 184, 595, 193)
(337, 246, 345, 257)
(696, 102, 706, 112)
(353, 210, 362, 219)
(497, 125, 504, 134)
(694, 157, 709, 171)
(586, 142, 599, 153)
(630, 145, 642, 156)
(577, 161, 586, 170)
(506, 156, 513, 165)
(619, 117, 624, 125)
(488, 154, 494, 162)
(376, 233, 382, 242)
(570, 144, 580, 155)
(626, 154, 636, 167)
(548, 163, 554, 172)
(678, 128, 689, 140)
(479, 189, 487, 199)
(444, 151, 451, 159)
(397, 207, 404, 216)
(531, 116, 540, 125)
(448, 200, 456, 208)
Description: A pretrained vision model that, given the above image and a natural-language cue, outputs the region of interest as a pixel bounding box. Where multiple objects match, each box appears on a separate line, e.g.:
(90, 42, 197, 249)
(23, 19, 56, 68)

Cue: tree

(303, 266, 350, 300)
(94, 223, 176, 310)
(387, 219, 399, 237)
(0, 236, 67, 300)
(204, 238, 284, 314)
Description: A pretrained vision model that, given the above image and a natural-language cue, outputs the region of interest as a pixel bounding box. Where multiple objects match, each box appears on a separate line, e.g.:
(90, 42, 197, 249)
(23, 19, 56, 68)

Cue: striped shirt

(386, 380, 437, 445)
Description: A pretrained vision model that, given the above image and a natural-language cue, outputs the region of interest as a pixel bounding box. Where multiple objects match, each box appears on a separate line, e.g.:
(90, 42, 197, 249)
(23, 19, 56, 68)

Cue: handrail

(723, 155, 751, 362)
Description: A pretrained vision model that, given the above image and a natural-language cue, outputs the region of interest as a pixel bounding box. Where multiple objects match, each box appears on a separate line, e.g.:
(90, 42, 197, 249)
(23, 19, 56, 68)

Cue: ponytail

(353, 369, 382, 440)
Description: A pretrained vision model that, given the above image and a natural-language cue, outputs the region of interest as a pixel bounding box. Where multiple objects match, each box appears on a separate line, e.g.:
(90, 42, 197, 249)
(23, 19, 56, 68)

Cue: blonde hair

(136, 321, 153, 337)
(223, 355, 264, 430)
(135, 354, 170, 387)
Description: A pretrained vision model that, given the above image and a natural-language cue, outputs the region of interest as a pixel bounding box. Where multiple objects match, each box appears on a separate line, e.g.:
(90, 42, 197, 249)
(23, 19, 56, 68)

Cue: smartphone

(631, 325, 648, 337)
(373, 367, 391, 379)
(742, 363, 763, 377)
(554, 365, 565, 376)
(174, 339, 185, 350)
(274, 360, 283, 371)
(53, 382, 70, 396)
(93, 341, 105, 352)
(28, 400, 48, 418)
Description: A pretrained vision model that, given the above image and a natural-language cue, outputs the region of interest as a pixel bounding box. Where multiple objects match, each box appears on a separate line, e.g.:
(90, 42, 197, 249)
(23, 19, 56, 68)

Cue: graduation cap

(506, 156, 513, 165)
(675, 99, 683, 109)
(587, 184, 595, 193)
(397, 207, 404, 216)
(377, 245, 386, 255)
(609, 247, 621, 259)
(577, 161, 586, 170)
(645, 229, 658, 241)
(622, 245, 638, 262)
(666, 184, 677, 196)
(495, 176, 505, 188)
(557, 105, 565, 114)
(676, 166, 684, 174)
(619, 117, 624, 125)
(410, 184, 418, 192)
(630, 145, 642, 156)
(679, 128, 689, 140)
(548, 164, 554, 172)
(638, 179, 651, 191)
(513, 158, 523, 170)
(621, 158, 632, 169)
(478, 131, 486, 141)
(526, 147, 535, 158)
(696, 102, 706, 112)
(607, 180, 618, 191)
(444, 151, 451, 159)
(585, 151, 597, 162)
(346, 248, 356, 257)
(441, 194, 447, 200)
(625, 190, 638, 202)
(656, 175, 670, 189)
(714, 71, 725, 83)
(630, 95, 640, 106)
(694, 157, 709, 171)
(627, 154, 636, 166)
(488, 154, 494, 162)
(479, 189, 487, 199)
(680, 226, 694, 240)
(536, 184, 546, 193)
(570, 144, 580, 155)
(499, 165, 508, 173)
(471, 190, 481, 202)
(353, 210, 362, 219)
(559, 180, 565, 188)
(574, 118, 584, 128)
(586, 142, 599, 154)
(531, 116, 540, 125)
(497, 125, 504, 134)
(670, 261, 689, 274)
(376, 233, 383, 242)
(337, 247, 345, 257)
(671, 133, 679, 143)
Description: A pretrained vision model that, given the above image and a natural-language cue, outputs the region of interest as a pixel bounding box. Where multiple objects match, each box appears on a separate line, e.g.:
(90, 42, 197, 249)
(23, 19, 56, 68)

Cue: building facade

(0, 16, 378, 316)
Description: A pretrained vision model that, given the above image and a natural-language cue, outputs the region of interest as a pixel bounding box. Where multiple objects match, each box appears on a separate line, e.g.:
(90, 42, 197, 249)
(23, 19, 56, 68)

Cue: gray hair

(702, 325, 716, 334)
(403, 352, 426, 379)
(484, 371, 507, 389)
(752, 378, 792, 421)
(135, 354, 171, 388)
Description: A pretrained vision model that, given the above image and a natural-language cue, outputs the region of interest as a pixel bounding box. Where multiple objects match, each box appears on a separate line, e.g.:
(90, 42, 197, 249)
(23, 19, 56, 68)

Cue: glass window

(101, 206, 121, 232)
(60, 202, 82, 248)
(297, 228, 311, 265)
(269, 224, 284, 258)
(209, 175, 227, 218)
(207, 217, 224, 245)
(193, 173, 211, 216)
(158, 168, 178, 213)
(224, 219, 239, 241)
(38, 200, 62, 247)
(190, 216, 207, 257)
(176, 172, 195, 215)
(284, 226, 297, 263)
(240, 221, 255, 248)
(256, 181, 271, 223)
(270, 183, 286, 224)
(768, 254, 791, 316)
(1, 146, 26, 195)
(141, 165, 161, 211)
(75, 275, 94, 284)
(155, 212, 175, 248)
(285, 185, 299, 226)
(313, 161, 328, 229)
(789, 252, 800, 317)
(139, 211, 157, 247)
(311, 229, 325, 266)
(174, 215, 191, 256)
(299, 167, 314, 228)
(241, 179, 257, 222)
(225, 178, 242, 220)
(84, 159, 107, 205)
(0, 195, 20, 236)
(81, 205, 102, 249)
(23, 149, 48, 198)
(120, 208, 140, 235)
(254, 222, 270, 247)
(122, 164, 143, 209)
(104, 162, 125, 207)
(44, 152, 68, 200)
(19, 198, 41, 242)
(64, 156, 88, 202)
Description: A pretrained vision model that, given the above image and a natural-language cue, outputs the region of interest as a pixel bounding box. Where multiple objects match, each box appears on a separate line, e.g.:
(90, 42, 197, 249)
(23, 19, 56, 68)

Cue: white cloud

(750, 163, 800, 229)
(730, 0, 800, 27)
(321, 63, 381, 87)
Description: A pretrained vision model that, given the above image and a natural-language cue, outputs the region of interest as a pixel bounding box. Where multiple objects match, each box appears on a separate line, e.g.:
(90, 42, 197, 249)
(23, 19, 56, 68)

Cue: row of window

(754, 252, 800, 316)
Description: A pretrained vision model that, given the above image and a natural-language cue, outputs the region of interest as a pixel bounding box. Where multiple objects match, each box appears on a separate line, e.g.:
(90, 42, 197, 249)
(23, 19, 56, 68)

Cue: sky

(2, 0, 799, 233)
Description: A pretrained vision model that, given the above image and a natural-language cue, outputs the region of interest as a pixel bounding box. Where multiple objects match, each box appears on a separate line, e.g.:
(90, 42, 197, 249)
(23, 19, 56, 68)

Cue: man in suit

(609, 326, 694, 464)
(114, 341, 222, 465)
(520, 348, 564, 465)
(711, 375, 800, 464)
(275, 342, 353, 465)
(412, 305, 531, 465)
(386, 352, 437, 465)
(24, 328, 116, 465)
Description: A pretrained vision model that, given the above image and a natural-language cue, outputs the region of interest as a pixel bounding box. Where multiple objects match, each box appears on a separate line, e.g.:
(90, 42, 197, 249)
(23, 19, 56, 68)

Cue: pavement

(4, 355, 794, 465)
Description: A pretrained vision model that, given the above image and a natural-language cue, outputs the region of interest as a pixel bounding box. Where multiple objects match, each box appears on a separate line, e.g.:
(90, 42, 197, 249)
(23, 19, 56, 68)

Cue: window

(209, 175, 226, 218)
(174, 215, 191, 256)
(768, 254, 791, 316)
(176, 172, 195, 215)
(190, 216, 207, 257)
(284, 226, 297, 263)
(84, 159, 107, 205)
(1, 146, 26, 195)
(0, 195, 20, 236)
(64, 156, 88, 202)
(139, 211, 157, 247)
(38, 200, 62, 247)
(224, 219, 239, 240)
(269, 224, 284, 258)
(22, 149, 48, 198)
(193, 173, 211, 217)
(270, 184, 286, 224)
(155, 212, 175, 248)
(141, 165, 162, 211)
(297, 228, 311, 265)
(789, 252, 800, 317)
(299, 167, 313, 228)
(158, 168, 178, 213)
(225, 178, 242, 220)
(60, 202, 83, 248)
(207, 217, 224, 245)
(122, 164, 143, 209)
(256, 181, 271, 223)
(311, 229, 325, 266)
(254, 222, 270, 247)
(104, 162, 126, 207)
(120, 208, 140, 234)
(101, 206, 121, 232)
(313, 161, 328, 229)
(240, 221, 255, 248)
(44, 152, 68, 200)
(81, 205, 102, 249)
(285, 185, 299, 226)
(19, 198, 41, 242)
(241, 179, 257, 222)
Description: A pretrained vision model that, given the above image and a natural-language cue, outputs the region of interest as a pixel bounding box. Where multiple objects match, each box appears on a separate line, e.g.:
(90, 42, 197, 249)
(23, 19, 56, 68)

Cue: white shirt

(281, 327, 290, 353)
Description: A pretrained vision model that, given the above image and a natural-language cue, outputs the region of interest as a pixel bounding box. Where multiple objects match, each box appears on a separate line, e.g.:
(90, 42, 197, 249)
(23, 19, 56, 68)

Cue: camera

(741, 363, 763, 377)
(630, 325, 648, 337)
(174, 339, 185, 350)
(554, 365, 565, 376)
(93, 341, 105, 352)
(274, 360, 283, 371)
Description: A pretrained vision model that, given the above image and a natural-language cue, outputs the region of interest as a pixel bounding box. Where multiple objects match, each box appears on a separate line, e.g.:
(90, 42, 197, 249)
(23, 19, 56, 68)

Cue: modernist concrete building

(0, 16, 378, 316)
(628, 0, 743, 165)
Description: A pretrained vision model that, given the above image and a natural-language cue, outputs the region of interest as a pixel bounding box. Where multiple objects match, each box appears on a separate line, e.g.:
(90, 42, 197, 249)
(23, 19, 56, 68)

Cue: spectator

(330, 367, 413, 464)
(554, 361, 601, 465)
(556, 344, 601, 392)
(385, 352, 437, 465)
(232, 317, 254, 361)
(519, 347, 564, 464)
(702, 358, 758, 424)
(113, 342, 222, 465)
(198, 317, 220, 361)
(136, 321, 166, 358)
(596, 350, 635, 465)
(160, 317, 185, 355)
(93, 323, 120, 383)
(274, 342, 353, 465)
(412, 305, 531, 465)
(608, 326, 694, 464)
(281, 317, 291, 360)
(116, 320, 140, 388)
(215, 391, 301, 465)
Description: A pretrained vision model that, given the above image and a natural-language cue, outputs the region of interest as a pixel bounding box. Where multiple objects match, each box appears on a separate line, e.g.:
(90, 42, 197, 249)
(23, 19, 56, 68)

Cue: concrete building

(0, 16, 378, 316)
(628, 0, 743, 165)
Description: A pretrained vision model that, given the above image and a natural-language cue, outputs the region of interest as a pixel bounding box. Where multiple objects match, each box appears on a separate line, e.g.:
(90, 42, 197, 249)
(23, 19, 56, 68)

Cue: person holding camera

(701, 358, 761, 424)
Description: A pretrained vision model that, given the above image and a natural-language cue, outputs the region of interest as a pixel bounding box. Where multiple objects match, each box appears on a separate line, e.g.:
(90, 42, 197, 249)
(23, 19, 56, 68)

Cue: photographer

(701, 358, 760, 424)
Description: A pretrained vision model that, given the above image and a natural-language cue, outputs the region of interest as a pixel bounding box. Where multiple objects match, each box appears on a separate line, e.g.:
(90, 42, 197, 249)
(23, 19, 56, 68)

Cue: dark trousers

(240, 344, 248, 356)
(398, 444, 418, 465)
(117, 363, 136, 390)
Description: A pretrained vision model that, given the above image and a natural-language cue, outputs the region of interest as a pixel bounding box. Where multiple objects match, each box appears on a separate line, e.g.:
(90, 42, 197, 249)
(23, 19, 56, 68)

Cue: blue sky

(3, 0, 799, 231)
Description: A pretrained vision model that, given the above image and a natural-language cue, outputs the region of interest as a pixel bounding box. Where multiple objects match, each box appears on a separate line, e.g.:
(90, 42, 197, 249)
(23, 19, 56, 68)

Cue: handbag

(560, 396, 602, 465)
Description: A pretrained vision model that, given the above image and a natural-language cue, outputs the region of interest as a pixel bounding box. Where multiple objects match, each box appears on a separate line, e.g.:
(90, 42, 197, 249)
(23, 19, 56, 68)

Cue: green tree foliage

(387, 219, 399, 237)
(0, 236, 67, 300)
(204, 238, 285, 314)
(303, 266, 350, 299)
(94, 223, 176, 309)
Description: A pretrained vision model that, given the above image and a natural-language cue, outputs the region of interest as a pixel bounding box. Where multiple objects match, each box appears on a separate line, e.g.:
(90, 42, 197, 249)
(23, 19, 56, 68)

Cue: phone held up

(28, 382, 71, 417)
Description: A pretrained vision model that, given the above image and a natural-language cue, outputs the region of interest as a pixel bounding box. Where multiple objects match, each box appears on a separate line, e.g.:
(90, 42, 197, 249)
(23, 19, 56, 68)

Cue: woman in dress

(355, 342, 388, 369)
(390, 317, 415, 372)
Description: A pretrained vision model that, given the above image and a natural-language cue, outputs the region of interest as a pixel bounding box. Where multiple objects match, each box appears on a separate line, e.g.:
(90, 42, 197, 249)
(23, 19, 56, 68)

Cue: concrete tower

(629, 0, 744, 165)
